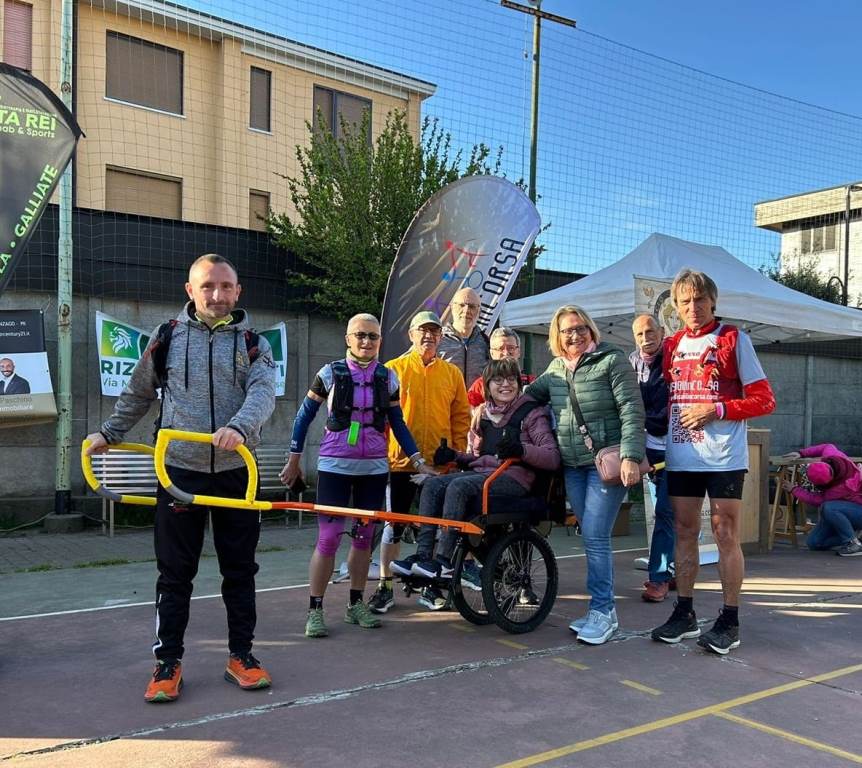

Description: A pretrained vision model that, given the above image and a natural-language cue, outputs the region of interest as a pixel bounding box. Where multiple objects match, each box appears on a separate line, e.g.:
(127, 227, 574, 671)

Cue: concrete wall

(3, 299, 862, 522)
(0, 290, 352, 520)
(524, 331, 862, 457)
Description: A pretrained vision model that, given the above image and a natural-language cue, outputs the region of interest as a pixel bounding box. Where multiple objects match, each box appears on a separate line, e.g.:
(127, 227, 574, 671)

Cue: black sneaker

(368, 584, 395, 614)
(390, 553, 425, 577)
(418, 585, 448, 611)
(651, 602, 700, 643)
(697, 611, 740, 655)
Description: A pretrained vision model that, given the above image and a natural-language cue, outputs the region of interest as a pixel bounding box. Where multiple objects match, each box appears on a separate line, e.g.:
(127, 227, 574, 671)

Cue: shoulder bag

(568, 384, 650, 485)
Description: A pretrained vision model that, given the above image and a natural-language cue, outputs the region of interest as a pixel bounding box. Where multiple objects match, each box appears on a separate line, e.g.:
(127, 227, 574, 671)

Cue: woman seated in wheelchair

(390, 358, 561, 581)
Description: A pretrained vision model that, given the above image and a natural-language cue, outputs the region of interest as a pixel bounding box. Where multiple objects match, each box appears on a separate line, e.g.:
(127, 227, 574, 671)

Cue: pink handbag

(594, 445, 652, 486)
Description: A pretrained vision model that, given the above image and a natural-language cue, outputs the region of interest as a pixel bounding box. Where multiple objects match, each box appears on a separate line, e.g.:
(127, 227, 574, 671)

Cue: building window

(105, 31, 183, 115)
(249, 190, 270, 231)
(3, 0, 32, 71)
(249, 67, 271, 132)
(105, 166, 182, 219)
(801, 223, 837, 255)
(313, 85, 371, 143)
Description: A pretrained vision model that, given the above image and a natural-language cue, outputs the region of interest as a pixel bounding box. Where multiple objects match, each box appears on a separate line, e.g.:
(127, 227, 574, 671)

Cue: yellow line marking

(714, 712, 862, 764)
(449, 623, 476, 633)
(497, 639, 529, 650)
(552, 657, 589, 671)
(494, 663, 862, 768)
(620, 679, 662, 696)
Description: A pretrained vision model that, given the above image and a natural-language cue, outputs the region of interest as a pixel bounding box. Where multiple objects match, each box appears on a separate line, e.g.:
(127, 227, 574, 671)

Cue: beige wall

(2, 1, 425, 229)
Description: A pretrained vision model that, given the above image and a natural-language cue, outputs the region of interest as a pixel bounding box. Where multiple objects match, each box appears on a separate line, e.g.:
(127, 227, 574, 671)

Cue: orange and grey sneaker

(224, 652, 272, 690)
(144, 658, 182, 703)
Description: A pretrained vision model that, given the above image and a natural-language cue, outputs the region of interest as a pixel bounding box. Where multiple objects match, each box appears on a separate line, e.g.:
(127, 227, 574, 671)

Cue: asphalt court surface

(1, 547, 860, 767)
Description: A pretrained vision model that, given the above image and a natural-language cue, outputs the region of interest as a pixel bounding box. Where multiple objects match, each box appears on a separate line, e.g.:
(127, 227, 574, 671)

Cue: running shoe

(225, 652, 272, 690)
(651, 602, 700, 643)
(144, 658, 182, 703)
(368, 584, 395, 614)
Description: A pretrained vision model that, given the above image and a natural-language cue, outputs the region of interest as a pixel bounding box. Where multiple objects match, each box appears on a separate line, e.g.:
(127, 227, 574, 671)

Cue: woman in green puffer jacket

(526, 304, 645, 646)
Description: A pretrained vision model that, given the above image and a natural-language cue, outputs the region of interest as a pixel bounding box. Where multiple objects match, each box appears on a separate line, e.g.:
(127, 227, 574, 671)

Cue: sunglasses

(348, 332, 381, 342)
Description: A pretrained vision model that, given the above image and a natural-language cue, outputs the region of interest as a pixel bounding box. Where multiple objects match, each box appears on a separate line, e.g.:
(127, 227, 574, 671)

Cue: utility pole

(54, 0, 75, 519)
(843, 183, 862, 307)
(501, 1, 575, 372)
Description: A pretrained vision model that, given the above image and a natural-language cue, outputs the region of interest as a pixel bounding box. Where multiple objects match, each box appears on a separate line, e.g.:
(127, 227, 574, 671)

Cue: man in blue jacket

(630, 314, 674, 602)
(85, 254, 276, 702)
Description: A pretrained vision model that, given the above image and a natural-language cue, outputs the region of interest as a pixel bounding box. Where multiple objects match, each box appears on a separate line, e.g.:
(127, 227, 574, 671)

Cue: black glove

(434, 445, 457, 465)
(456, 455, 474, 470)
(496, 433, 525, 460)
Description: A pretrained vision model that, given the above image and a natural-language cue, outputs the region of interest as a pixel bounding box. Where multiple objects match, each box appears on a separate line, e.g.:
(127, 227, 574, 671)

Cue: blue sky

(569, 0, 862, 117)
(192, 0, 862, 275)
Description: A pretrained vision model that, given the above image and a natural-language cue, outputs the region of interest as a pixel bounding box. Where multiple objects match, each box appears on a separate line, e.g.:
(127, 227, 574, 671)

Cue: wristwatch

(412, 456, 427, 469)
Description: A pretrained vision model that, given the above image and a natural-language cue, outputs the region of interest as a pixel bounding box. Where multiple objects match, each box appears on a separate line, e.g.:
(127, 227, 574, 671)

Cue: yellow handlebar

(154, 429, 270, 510)
(80, 439, 158, 506)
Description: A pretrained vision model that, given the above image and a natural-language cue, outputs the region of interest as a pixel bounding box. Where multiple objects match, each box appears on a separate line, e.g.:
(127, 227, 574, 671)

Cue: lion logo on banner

(109, 326, 133, 355)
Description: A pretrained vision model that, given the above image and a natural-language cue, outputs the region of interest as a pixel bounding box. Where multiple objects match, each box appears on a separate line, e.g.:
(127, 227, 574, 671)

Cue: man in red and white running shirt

(651, 269, 775, 656)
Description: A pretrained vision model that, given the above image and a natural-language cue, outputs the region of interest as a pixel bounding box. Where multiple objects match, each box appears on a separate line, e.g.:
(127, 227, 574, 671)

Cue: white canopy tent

(502, 233, 862, 347)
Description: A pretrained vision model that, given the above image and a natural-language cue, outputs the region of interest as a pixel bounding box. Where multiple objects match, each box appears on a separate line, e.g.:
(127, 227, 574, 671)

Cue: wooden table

(768, 454, 862, 549)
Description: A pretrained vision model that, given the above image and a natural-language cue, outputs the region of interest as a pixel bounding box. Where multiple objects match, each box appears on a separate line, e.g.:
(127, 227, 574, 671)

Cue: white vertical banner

(259, 322, 288, 397)
(634, 275, 683, 336)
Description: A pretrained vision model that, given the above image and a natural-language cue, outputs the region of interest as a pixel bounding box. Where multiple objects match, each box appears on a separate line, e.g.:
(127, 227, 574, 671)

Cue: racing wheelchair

(393, 460, 565, 634)
(81, 429, 565, 635)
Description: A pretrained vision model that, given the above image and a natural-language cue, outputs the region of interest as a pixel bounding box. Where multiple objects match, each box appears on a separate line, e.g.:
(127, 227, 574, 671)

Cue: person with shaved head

(85, 253, 277, 702)
(437, 287, 490, 384)
(630, 314, 674, 603)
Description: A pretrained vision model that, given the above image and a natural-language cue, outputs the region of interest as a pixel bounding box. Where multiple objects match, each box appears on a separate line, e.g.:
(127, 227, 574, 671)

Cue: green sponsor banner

(96, 313, 287, 397)
(260, 323, 287, 396)
(96, 311, 150, 396)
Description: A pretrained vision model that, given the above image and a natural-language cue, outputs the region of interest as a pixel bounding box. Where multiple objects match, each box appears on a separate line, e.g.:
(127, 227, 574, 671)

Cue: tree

(268, 110, 513, 320)
(759, 253, 844, 305)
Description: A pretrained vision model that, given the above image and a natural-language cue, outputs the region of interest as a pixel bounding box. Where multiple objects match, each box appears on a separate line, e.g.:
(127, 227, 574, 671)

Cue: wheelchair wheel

(450, 543, 493, 626)
(482, 527, 558, 634)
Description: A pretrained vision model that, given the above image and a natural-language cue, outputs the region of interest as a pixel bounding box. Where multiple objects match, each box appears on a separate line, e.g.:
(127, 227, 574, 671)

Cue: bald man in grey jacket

(85, 254, 276, 702)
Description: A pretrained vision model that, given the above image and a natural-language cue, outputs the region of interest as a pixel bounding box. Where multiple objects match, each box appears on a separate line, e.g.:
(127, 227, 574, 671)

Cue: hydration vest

(479, 400, 541, 457)
(324, 359, 390, 434)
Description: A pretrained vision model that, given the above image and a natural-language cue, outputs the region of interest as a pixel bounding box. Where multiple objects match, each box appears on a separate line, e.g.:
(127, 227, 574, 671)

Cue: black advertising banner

(0, 309, 56, 427)
(0, 63, 83, 296)
(379, 176, 541, 363)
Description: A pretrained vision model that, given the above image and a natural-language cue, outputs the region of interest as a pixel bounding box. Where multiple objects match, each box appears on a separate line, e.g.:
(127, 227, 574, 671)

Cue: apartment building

(755, 183, 862, 303)
(0, 0, 435, 230)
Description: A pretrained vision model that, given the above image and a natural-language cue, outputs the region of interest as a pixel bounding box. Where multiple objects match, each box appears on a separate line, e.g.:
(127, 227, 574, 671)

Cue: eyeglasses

(491, 344, 520, 354)
(489, 375, 519, 386)
(559, 325, 591, 338)
(414, 325, 441, 336)
(348, 331, 381, 342)
(452, 302, 480, 311)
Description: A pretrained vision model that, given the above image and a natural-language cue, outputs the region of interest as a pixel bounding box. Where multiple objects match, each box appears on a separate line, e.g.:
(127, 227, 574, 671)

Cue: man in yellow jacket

(368, 310, 471, 613)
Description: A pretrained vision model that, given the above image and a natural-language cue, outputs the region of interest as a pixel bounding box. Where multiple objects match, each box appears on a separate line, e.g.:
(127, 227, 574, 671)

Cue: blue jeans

(416, 471, 527, 561)
(646, 447, 674, 583)
(564, 466, 628, 613)
(806, 500, 862, 550)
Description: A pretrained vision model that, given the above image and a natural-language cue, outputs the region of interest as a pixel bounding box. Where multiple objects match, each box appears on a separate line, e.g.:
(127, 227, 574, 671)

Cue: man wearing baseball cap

(368, 310, 471, 613)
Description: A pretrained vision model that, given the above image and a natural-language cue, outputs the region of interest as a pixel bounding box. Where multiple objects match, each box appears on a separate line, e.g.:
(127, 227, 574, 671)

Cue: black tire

(482, 527, 558, 634)
(450, 542, 493, 626)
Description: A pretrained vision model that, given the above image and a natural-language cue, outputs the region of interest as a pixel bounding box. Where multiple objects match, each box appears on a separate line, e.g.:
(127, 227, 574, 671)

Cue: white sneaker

(576, 609, 618, 645)
(570, 607, 617, 635)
